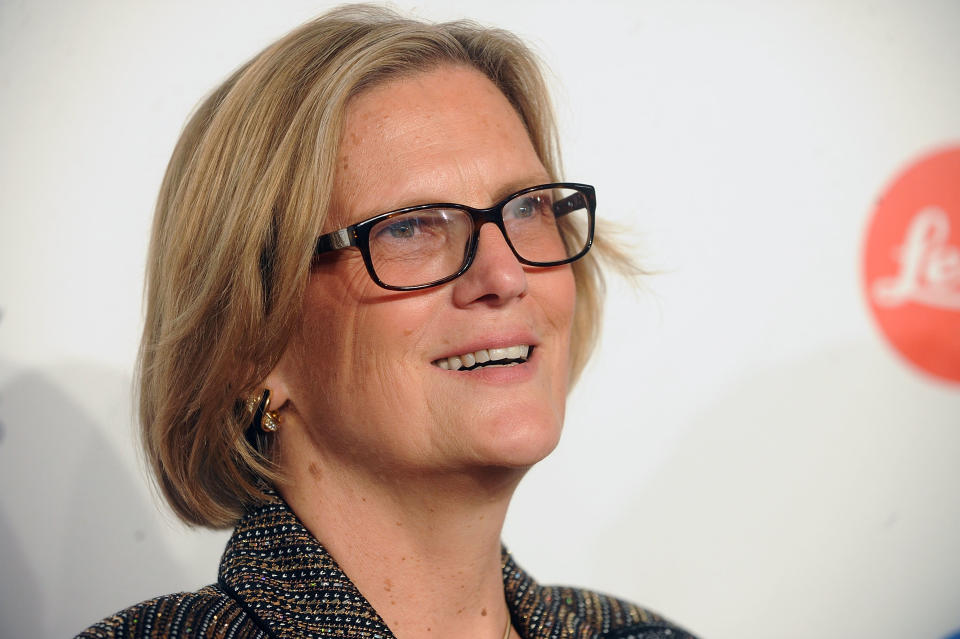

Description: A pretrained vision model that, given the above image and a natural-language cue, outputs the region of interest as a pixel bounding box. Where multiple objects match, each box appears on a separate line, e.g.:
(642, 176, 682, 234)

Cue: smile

(432, 345, 533, 371)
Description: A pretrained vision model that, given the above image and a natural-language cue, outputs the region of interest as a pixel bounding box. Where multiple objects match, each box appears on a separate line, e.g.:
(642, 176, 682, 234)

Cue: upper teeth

(434, 345, 531, 370)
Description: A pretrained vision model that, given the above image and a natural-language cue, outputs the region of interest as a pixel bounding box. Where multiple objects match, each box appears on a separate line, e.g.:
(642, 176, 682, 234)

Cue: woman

(78, 6, 695, 639)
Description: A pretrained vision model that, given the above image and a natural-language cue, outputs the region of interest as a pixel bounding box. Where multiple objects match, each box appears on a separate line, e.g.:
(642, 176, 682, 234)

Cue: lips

(432, 344, 533, 371)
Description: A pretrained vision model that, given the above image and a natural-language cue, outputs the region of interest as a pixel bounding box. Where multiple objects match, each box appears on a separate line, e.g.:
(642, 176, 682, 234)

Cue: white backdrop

(1, 2, 959, 638)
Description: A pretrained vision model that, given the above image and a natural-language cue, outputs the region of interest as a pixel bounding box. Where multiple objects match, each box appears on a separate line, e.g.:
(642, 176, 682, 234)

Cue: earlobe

(244, 362, 291, 434)
(263, 364, 291, 412)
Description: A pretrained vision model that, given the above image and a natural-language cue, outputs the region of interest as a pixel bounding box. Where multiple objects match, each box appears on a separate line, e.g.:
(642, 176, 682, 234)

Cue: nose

(451, 222, 527, 307)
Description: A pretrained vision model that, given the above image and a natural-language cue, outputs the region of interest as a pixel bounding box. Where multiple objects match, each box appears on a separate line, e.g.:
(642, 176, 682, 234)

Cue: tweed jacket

(77, 493, 695, 639)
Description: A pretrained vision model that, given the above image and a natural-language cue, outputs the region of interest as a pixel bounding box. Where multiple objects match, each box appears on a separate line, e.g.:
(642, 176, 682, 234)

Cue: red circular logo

(863, 145, 960, 384)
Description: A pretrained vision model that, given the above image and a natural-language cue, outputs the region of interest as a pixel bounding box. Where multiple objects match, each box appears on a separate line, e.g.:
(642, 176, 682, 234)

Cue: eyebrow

(491, 174, 553, 202)
(379, 174, 554, 213)
(331, 172, 554, 233)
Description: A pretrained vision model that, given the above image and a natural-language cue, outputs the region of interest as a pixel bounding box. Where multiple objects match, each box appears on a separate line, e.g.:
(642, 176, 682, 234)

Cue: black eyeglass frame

(314, 182, 596, 291)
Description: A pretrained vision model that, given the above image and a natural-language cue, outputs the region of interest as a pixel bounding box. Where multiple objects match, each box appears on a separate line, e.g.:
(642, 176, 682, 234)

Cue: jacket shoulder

(543, 585, 698, 639)
(74, 584, 267, 639)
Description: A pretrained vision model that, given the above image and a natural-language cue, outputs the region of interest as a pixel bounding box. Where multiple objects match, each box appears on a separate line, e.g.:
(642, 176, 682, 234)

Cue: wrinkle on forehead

(329, 65, 546, 230)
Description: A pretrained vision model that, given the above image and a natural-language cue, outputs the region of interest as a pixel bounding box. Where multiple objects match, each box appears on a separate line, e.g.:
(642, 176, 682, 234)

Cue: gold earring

(261, 407, 280, 433)
(246, 389, 281, 433)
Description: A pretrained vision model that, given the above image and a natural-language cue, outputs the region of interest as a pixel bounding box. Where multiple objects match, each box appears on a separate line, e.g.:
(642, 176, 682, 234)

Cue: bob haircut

(141, 4, 632, 528)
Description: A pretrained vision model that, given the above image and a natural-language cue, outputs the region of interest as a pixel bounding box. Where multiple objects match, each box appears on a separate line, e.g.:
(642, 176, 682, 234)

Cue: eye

(382, 218, 419, 239)
(512, 195, 544, 219)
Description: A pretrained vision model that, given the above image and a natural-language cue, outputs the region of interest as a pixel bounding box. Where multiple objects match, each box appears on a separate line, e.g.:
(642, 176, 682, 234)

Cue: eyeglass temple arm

(552, 192, 588, 217)
(315, 227, 356, 255)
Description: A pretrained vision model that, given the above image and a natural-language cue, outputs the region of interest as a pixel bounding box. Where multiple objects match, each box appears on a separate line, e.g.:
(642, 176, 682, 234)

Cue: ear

(261, 355, 292, 414)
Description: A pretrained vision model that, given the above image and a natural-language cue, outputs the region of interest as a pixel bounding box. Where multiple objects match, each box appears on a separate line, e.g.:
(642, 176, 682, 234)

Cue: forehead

(331, 65, 547, 226)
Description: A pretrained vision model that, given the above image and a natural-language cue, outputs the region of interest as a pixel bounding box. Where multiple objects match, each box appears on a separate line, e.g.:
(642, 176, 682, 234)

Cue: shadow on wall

(0, 510, 41, 638)
(596, 344, 960, 639)
(0, 363, 183, 638)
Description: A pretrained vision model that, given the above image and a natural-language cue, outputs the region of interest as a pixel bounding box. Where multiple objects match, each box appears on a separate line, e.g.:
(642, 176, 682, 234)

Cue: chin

(475, 406, 564, 470)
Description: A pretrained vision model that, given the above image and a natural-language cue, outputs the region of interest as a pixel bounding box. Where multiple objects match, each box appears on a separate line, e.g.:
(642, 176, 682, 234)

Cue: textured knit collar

(216, 491, 615, 639)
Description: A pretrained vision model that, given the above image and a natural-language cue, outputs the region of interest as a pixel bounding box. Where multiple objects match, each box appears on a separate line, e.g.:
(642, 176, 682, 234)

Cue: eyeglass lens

(366, 186, 591, 288)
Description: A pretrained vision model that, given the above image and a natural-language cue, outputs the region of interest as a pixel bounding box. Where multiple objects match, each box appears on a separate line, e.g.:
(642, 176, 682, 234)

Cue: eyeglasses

(314, 182, 595, 291)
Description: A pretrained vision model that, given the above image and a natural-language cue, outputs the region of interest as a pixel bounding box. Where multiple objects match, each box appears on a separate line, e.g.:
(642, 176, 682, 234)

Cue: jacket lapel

(503, 553, 601, 639)
(218, 495, 394, 638)
(219, 492, 601, 639)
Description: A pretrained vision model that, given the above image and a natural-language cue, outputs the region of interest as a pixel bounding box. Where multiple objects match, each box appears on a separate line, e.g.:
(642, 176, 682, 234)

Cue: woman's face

(269, 65, 576, 478)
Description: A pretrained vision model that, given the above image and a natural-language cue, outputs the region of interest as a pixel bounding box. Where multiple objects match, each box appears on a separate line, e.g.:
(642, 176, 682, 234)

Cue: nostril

(474, 293, 502, 305)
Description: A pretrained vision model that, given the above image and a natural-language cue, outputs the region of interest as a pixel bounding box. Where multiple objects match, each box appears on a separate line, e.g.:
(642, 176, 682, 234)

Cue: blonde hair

(141, 5, 630, 528)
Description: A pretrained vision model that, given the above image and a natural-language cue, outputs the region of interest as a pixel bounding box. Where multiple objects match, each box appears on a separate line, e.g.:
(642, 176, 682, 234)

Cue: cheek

(289, 298, 353, 402)
(286, 266, 368, 401)
(562, 269, 577, 324)
(543, 267, 577, 392)
(545, 267, 577, 340)
(295, 272, 437, 408)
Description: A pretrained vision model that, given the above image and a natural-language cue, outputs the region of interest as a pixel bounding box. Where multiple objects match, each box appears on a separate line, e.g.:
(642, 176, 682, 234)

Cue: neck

(279, 453, 524, 639)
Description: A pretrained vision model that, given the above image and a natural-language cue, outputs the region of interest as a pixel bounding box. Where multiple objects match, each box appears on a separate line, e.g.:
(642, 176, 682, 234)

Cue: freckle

(481, 608, 487, 616)
(403, 328, 413, 336)
(395, 521, 402, 526)
(384, 579, 392, 592)
(308, 462, 322, 480)
(457, 609, 463, 615)
(401, 556, 406, 561)
(361, 497, 366, 502)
